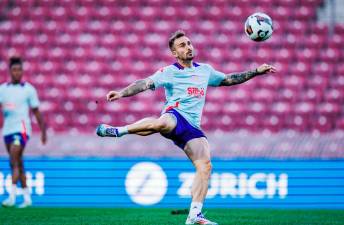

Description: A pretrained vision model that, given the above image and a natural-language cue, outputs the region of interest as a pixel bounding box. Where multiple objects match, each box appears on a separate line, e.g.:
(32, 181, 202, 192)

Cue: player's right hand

(106, 91, 123, 101)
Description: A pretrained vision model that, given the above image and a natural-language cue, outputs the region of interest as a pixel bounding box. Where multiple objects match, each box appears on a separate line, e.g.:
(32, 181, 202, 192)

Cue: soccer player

(0, 57, 47, 208)
(97, 31, 276, 224)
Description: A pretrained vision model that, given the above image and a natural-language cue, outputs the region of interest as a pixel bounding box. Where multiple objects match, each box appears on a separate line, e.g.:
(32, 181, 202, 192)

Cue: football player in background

(0, 56, 47, 208)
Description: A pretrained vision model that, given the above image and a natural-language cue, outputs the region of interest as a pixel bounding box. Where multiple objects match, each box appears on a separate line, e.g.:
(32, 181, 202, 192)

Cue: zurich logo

(125, 162, 168, 205)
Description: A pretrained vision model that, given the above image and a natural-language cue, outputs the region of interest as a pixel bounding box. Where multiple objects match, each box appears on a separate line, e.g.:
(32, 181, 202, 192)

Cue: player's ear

(171, 49, 177, 57)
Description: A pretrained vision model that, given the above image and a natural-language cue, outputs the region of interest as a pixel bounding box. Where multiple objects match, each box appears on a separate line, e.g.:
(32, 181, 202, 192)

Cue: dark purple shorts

(4, 132, 29, 147)
(161, 109, 206, 150)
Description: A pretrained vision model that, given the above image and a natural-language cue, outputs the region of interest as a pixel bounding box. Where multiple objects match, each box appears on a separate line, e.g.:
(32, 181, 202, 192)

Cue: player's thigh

(158, 113, 177, 134)
(9, 144, 25, 162)
(132, 117, 156, 125)
(5, 143, 11, 153)
(183, 137, 211, 163)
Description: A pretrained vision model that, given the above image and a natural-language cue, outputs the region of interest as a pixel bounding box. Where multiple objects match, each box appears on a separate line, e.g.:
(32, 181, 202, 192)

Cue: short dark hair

(168, 30, 186, 50)
(9, 56, 22, 68)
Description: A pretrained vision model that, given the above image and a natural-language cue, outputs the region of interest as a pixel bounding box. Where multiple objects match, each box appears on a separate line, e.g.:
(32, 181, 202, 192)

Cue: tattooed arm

(106, 78, 155, 101)
(220, 63, 276, 86)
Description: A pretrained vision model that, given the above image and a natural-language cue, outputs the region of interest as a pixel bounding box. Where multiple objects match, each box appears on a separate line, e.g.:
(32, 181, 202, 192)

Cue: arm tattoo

(120, 78, 155, 97)
(220, 69, 261, 86)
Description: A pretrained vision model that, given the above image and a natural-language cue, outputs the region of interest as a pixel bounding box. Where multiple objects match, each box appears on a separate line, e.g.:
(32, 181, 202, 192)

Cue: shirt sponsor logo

(187, 87, 205, 98)
(3, 103, 16, 110)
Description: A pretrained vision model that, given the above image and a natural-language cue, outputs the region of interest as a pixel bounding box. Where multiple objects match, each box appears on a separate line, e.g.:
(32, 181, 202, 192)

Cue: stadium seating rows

(0, 0, 343, 133)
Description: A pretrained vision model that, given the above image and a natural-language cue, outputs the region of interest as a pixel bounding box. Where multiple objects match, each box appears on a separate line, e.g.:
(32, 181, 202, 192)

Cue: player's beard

(177, 51, 194, 63)
(186, 55, 194, 60)
(185, 51, 194, 60)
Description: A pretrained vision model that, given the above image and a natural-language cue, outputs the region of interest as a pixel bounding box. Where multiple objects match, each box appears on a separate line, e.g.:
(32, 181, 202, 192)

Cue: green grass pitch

(1, 208, 343, 225)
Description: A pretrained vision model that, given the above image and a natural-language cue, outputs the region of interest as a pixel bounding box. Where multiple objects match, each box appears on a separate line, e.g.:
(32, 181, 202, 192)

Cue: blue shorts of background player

(161, 109, 206, 150)
(4, 133, 30, 148)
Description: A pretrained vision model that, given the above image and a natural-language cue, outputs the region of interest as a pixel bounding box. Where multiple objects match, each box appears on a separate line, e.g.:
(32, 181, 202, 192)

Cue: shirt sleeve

(207, 65, 226, 87)
(148, 66, 170, 90)
(28, 84, 40, 108)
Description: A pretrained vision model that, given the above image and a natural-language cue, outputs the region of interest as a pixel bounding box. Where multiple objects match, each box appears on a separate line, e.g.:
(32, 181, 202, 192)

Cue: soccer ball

(245, 12, 273, 42)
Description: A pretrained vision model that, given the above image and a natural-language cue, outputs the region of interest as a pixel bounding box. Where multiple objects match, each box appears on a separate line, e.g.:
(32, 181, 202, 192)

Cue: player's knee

(196, 160, 212, 178)
(10, 157, 22, 168)
(205, 161, 213, 175)
(11, 161, 20, 169)
(155, 119, 171, 132)
(18, 160, 24, 169)
(19, 166, 25, 174)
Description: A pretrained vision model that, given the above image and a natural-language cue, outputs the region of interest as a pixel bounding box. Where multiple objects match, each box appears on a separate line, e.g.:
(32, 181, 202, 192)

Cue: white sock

(9, 184, 17, 202)
(22, 187, 31, 203)
(117, 126, 129, 137)
(189, 202, 203, 218)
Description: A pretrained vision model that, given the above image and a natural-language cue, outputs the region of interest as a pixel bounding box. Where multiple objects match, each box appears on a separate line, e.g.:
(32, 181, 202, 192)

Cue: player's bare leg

(2, 143, 32, 208)
(2, 144, 15, 207)
(96, 113, 176, 137)
(184, 137, 217, 225)
(185, 138, 211, 203)
(10, 145, 23, 185)
(2, 144, 22, 207)
(128, 117, 158, 136)
(17, 147, 31, 208)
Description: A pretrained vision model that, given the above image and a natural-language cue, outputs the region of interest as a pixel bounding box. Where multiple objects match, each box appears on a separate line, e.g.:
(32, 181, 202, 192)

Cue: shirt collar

(173, 62, 200, 70)
(7, 82, 25, 86)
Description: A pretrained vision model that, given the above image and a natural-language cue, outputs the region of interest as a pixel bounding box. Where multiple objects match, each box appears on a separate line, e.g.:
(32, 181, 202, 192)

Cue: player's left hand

(256, 64, 276, 74)
(41, 132, 47, 145)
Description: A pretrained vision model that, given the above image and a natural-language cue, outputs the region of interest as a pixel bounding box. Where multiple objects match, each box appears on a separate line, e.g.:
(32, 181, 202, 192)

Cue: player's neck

(11, 80, 21, 85)
(178, 59, 193, 68)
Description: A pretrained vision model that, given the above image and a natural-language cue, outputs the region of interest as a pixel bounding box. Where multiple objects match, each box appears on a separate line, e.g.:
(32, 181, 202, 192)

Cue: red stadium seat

(312, 115, 334, 133)
(263, 115, 284, 132)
